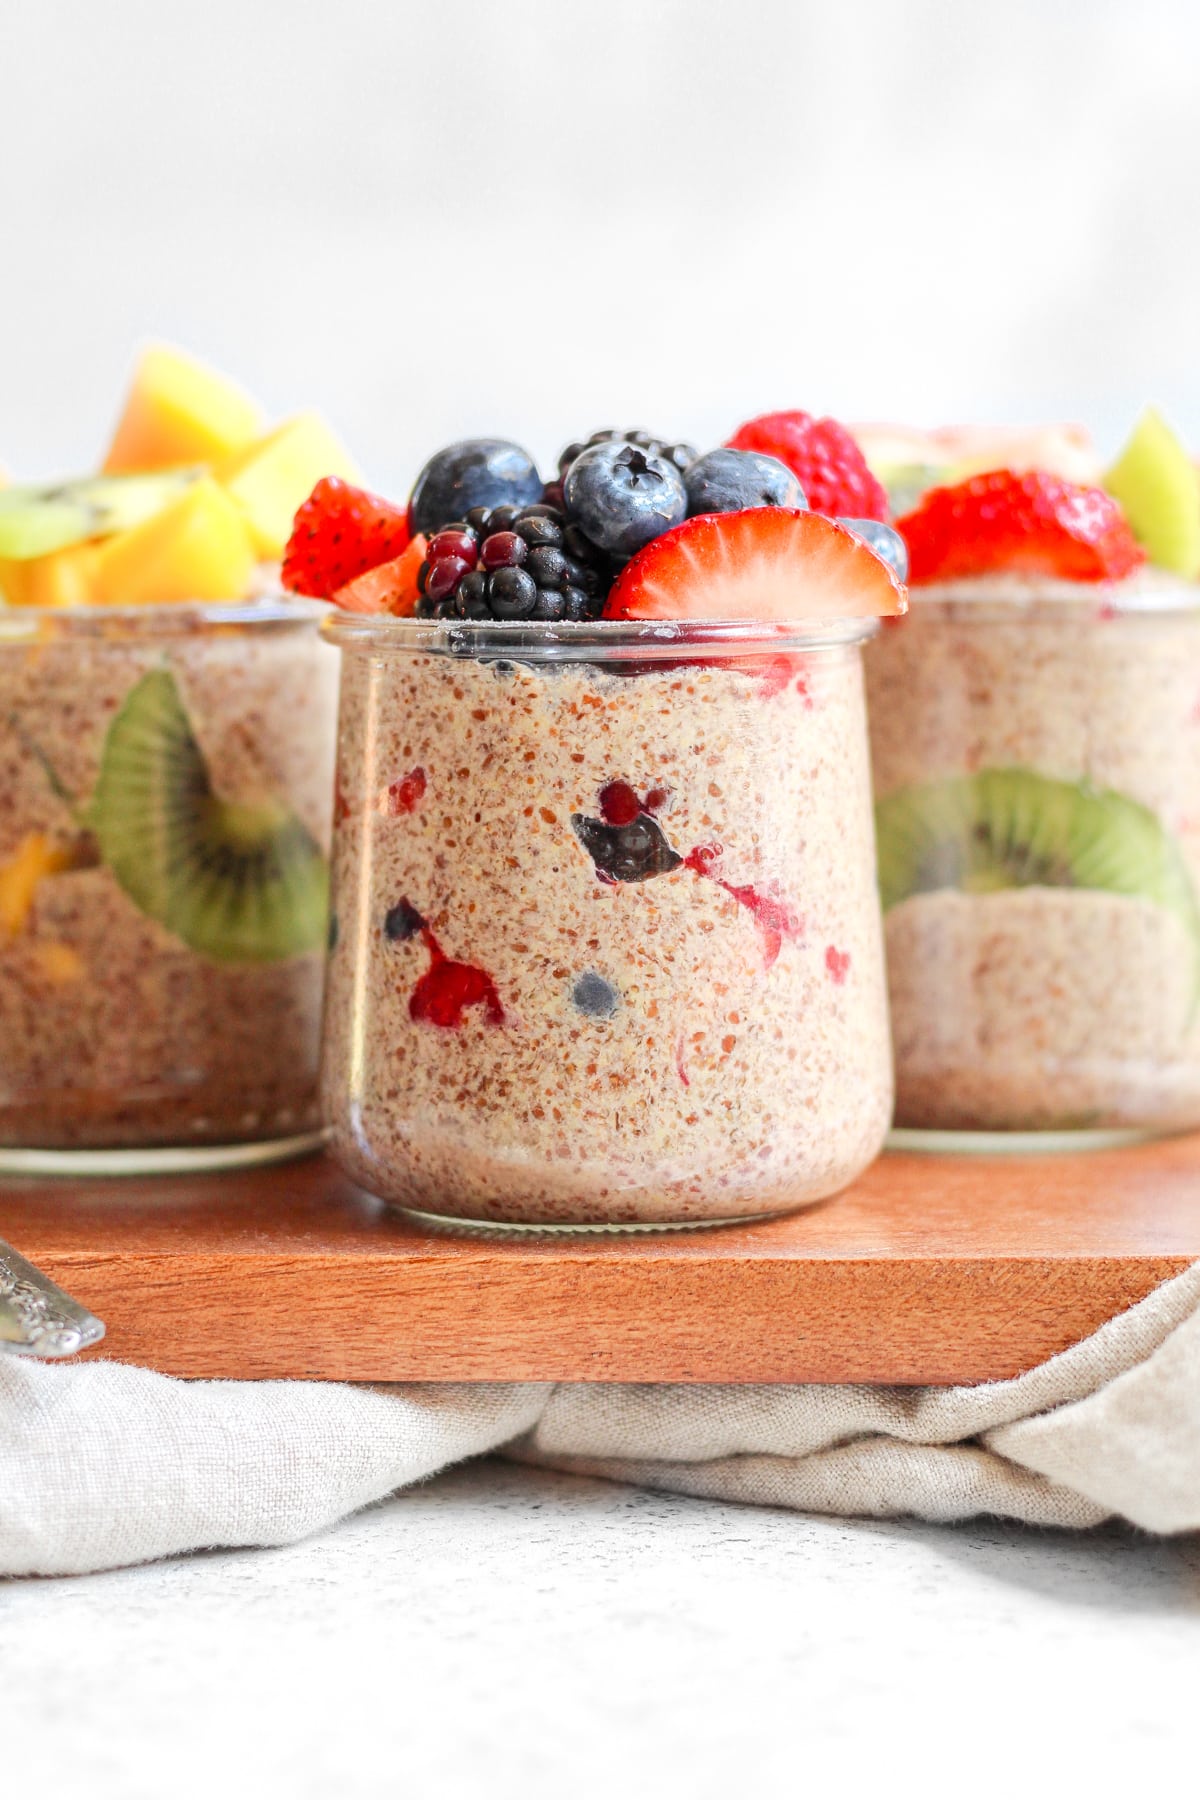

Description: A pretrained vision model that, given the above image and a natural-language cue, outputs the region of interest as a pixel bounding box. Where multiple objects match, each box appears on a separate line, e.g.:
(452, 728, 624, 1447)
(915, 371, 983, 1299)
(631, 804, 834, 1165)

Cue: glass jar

(866, 574, 1200, 1142)
(0, 599, 338, 1171)
(321, 616, 893, 1230)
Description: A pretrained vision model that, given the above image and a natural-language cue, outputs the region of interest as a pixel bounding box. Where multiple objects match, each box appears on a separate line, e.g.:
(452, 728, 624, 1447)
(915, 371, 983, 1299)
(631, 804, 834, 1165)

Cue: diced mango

(90, 477, 256, 604)
(102, 344, 264, 475)
(220, 413, 362, 558)
(0, 833, 75, 941)
(0, 541, 101, 607)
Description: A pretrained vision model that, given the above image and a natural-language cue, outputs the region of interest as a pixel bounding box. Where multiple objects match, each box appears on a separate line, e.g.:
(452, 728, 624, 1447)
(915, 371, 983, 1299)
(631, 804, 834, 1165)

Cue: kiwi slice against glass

(876, 766, 1200, 948)
(0, 467, 202, 560)
(88, 668, 327, 963)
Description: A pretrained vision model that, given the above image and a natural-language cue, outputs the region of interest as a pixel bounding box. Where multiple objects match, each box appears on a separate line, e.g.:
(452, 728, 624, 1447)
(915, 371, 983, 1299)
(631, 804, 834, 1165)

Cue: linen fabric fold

(4, 1262, 1200, 1576)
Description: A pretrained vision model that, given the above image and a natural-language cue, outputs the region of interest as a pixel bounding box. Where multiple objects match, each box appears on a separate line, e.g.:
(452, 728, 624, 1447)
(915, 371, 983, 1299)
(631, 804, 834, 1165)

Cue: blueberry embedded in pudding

(571, 971, 620, 1018)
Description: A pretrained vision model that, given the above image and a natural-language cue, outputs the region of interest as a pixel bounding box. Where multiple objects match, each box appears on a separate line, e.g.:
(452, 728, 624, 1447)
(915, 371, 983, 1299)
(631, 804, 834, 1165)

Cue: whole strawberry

(282, 476, 411, 598)
(727, 410, 890, 522)
(899, 469, 1146, 584)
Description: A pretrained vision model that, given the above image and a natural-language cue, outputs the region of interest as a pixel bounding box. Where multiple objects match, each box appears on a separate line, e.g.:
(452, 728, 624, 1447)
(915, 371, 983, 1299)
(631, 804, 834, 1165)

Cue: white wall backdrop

(2, 0, 1198, 491)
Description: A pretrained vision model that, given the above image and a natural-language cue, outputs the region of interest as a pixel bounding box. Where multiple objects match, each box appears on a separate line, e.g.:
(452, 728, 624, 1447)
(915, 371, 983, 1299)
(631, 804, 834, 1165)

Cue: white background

(3, 0, 1199, 493)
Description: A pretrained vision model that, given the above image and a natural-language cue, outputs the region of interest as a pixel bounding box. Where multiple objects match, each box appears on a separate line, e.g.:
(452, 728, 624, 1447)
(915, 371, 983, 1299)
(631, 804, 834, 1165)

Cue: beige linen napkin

(3, 1261, 1199, 1576)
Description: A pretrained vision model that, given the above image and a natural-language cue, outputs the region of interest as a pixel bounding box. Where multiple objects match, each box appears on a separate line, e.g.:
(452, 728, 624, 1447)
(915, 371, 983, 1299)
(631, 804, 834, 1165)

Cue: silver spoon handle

(0, 1240, 105, 1357)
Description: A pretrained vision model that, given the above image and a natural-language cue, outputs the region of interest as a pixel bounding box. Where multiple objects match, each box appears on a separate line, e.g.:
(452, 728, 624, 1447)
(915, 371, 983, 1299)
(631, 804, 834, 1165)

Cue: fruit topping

(90, 477, 256, 605)
(383, 897, 504, 1028)
(282, 476, 411, 599)
(408, 439, 543, 539)
(727, 411, 889, 521)
(602, 508, 906, 622)
(88, 669, 328, 962)
(571, 810, 683, 883)
(683, 448, 806, 517)
(333, 534, 428, 615)
(562, 441, 688, 557)
(1104, 408, 1200, 579)
(102, 344, 264, 475)
(0, 468, 203, 562)
(898, 469, 1146, 585)
(557, 430, 697, 481)
(571, 971, 620, 1018)
(874, 768, 1200, 969)
(221, 414, 361, 559)
(415, 503, 611, 620)
(853, 422, 1101, 516)
(838, 517, 908, 582)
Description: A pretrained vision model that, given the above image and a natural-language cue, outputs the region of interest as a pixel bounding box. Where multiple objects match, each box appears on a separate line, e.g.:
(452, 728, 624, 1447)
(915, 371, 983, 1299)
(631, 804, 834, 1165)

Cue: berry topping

(571, 971, 620, 1018)
(408, 439, 543, 539)
(282, 476, 411, 599)
(727, 412, 890, 522)
(562, 441, 688, 557)
(684, 448, 806, 517)
(558, 430, 697, 481)
(570, 811, 683, 883)
(898, 469, 1147, 585)
(603, 508, 906, 623)
(332, 533, 429, 615)
(415, 502, 613, 620)
(838, 517, 908, 582)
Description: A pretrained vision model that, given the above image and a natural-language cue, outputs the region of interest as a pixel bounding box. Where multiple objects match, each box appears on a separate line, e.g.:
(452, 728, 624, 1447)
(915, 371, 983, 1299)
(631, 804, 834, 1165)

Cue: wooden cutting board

(4, 1138, 1199, 1385)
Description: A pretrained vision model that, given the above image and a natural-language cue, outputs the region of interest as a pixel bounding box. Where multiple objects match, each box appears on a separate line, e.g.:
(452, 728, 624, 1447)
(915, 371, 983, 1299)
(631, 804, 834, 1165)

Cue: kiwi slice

(876, 767, 1200, 949)
(0, 467, 202, 560)
(88, 668, 327, 963)
(1105, 408, 1200, 579)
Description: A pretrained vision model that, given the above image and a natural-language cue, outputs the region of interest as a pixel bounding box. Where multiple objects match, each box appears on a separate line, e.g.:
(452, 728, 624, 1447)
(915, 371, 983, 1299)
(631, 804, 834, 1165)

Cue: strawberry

(333, 535, 428, 615)
(727, 411, 890, 521)
(603, 508, 906, 623)
(282, 476, 411, 598)
(899, 469, 1146, 585)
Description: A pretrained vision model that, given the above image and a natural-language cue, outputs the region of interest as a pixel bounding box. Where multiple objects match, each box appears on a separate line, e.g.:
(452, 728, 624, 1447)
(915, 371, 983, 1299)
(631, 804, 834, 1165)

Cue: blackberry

(416, 502, 614, 620)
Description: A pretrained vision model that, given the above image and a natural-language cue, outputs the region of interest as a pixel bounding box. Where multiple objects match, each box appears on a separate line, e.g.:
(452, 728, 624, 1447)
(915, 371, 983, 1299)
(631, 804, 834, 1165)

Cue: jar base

(396, 1203, 791, 1238)
(887, 1124, 1161, 1157)
(0, 1129, 329, 1179)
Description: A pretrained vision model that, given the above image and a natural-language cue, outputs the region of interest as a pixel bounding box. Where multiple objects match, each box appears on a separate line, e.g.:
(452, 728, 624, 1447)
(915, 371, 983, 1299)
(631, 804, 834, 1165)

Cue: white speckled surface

(3, 1460, 1198, 1794)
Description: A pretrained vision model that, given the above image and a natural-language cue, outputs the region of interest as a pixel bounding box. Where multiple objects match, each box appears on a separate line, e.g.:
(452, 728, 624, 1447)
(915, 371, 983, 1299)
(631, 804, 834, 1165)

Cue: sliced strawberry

(603, 509, 906, 623)
(899, 468, 1146, 584)
(282, 476, 411, 598)
(727, 411, 890, 521)
(333, 535, 428, 615)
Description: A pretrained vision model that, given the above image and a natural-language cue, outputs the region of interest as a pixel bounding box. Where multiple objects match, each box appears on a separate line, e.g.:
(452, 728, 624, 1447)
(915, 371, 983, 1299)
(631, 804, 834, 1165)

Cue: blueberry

(571, 971, 620, 1018)
(488, 566, 538, 619)
(684, 448, 806, 517)
(384, 898, 427, 942)
(409, 439, 543, 538)
(563, 442, 687, 557)
(839, 517, 908, 583)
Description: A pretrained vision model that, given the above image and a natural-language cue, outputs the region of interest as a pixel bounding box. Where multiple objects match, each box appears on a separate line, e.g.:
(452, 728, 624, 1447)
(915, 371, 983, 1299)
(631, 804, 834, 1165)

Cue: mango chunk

(0, 541, 101, 607)
(221, 413, 362, 558)
(102, 344, 264, 475)
(0, 834, 75, 941)
(90, 477, 256, 604)
(1105, 408, 1200, 579)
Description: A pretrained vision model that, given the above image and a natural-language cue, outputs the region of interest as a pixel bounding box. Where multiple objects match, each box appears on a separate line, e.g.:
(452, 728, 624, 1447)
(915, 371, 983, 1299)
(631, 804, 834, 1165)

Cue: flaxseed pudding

(293, 416, 906, 1227)
(867, 441, 1200, 1135)
(0, 346, 354, 1162)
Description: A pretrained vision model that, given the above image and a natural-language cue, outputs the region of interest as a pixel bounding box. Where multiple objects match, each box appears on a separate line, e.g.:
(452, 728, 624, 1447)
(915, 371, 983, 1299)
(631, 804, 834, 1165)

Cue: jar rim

(322, 614, 879, 661)
(0, 595, 329, 643)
